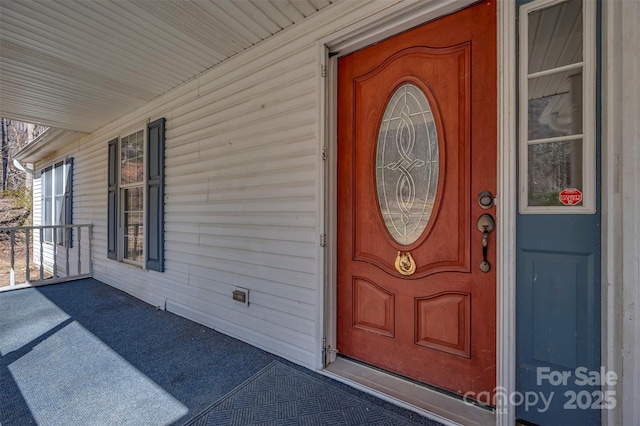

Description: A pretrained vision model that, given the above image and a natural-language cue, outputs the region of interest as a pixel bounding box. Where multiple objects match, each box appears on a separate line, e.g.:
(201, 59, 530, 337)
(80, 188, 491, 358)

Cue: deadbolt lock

(478, 190, 495, 209)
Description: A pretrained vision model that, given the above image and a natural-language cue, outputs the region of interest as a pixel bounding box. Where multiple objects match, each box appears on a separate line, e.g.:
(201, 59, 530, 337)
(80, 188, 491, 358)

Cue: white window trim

(519, 0, 597, 214)
(117, 126, 147, 268)
(602, 1, 640, 424)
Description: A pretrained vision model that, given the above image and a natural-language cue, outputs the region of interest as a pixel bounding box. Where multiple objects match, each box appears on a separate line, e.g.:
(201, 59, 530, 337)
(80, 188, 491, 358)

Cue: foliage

(529, 191, 561, 207)
(1, 118, 47, 191)
(2, 187, 32, 210)
(0, 187, 33, 225)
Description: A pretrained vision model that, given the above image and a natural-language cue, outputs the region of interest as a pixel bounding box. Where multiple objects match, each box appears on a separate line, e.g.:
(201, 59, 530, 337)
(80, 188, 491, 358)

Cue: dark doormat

(183, 361, 424, 426)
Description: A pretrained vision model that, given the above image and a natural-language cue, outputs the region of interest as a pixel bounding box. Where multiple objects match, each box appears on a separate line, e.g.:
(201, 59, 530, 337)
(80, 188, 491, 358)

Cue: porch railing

(0, 224, 93, 289)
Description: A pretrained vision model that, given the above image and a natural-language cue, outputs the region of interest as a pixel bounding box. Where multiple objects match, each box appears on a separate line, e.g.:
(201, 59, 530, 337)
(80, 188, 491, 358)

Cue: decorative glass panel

(376, 83, 439, 245)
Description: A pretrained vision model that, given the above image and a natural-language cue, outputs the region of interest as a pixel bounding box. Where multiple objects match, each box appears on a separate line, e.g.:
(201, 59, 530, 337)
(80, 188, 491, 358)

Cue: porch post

(620, 1, 640, 424)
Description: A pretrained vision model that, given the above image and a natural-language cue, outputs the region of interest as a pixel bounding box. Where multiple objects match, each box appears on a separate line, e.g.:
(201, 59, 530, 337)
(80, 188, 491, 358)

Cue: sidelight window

(519, 0, 596, 213)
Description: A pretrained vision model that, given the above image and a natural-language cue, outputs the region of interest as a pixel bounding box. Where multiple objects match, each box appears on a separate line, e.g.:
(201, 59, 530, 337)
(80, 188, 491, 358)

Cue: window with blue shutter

(107, 118, 165, 271)
(107, 138, 118, 260)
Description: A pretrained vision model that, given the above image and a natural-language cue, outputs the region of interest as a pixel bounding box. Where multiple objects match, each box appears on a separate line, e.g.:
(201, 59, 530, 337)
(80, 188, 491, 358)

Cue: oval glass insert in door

(376, 83, 440, 246)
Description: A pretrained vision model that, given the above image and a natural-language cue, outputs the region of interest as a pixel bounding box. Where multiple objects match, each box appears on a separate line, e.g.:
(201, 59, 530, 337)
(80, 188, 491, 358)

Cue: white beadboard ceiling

(0, 0, 334, 133)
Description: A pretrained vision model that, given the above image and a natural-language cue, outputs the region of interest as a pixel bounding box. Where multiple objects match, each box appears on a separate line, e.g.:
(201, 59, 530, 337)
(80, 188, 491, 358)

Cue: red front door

(337, 1, 497, 398)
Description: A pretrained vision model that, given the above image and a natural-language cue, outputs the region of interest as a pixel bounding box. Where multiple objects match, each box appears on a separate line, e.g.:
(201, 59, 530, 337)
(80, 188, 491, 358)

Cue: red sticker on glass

(559, 188, 582, 206)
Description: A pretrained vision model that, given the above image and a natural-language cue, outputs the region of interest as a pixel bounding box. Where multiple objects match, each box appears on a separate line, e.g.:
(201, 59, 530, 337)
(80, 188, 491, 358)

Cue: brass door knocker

(395, 251, 416, 276)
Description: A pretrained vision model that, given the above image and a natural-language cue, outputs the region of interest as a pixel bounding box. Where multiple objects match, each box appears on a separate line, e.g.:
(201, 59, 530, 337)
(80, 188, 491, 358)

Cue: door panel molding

(415, 291, 471, 358)
(352, 277, 395, 337)
(351, 44, 471, 279)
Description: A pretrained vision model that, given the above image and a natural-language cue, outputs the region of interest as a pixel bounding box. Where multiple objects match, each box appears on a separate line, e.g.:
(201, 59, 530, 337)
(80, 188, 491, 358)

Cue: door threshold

(321, 357, 496, 426)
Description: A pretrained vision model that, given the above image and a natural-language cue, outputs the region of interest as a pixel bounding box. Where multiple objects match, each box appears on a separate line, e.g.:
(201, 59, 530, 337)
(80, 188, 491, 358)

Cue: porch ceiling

(0, 0, 335, 133)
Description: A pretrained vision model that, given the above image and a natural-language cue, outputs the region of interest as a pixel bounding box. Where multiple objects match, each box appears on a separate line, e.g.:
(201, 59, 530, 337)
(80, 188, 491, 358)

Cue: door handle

(477, 214, 495, 273)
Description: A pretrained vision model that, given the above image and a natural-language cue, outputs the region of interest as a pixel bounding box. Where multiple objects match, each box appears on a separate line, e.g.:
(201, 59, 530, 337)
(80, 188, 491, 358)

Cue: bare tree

(0, 119, 47, 191)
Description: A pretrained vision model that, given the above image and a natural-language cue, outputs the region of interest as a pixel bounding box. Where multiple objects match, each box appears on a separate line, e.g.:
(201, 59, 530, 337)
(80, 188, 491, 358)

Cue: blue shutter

(107, 139, 118, 260)
(41, 166, 53, 242)
(146, 118, 165, 272)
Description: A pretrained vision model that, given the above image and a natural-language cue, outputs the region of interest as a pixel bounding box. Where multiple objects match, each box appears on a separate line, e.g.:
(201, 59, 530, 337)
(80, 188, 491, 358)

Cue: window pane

(121, 130, 144, 185)
(55, 196, 64, 243)
(528, 140, 583, 206)
(43, 169, 52, 196)
(528, 71, 582, 140)
(54, 164, 64, 195)
(528, 0, 583, 74)
(54, 196, 64, 226)
(42, 169, 52, 242)
(44, 198, 52, 241)
(123, 187, 144, 262)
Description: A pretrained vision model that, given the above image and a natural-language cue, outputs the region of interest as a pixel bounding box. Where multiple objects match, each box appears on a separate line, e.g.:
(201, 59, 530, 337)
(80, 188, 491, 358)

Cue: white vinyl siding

(31, 158, 85, 278)
(30, 0, 403, 368)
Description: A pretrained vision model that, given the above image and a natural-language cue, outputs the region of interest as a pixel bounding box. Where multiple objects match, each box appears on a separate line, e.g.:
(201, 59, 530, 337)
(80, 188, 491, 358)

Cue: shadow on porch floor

(0, 278, 442, 425)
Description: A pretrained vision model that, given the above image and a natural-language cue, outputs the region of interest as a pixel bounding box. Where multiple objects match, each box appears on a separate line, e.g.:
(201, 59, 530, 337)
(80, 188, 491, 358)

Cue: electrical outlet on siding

(232, 287, 249, 306)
